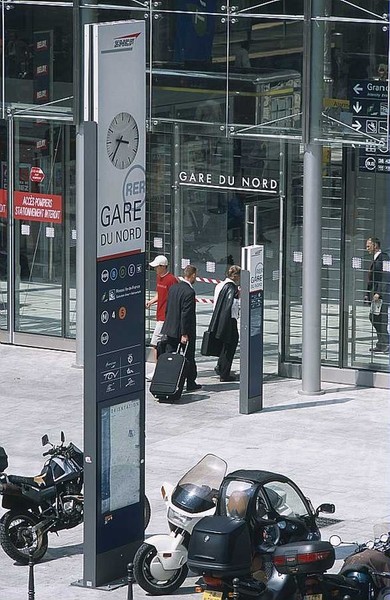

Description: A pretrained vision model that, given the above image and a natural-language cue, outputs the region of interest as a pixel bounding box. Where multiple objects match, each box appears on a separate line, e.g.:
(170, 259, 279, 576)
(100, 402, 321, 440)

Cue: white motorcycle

(133, 454, 227, 595)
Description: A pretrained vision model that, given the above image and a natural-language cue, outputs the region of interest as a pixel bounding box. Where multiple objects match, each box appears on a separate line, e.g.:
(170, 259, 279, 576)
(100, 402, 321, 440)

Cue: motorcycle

(133, 453, 227, 595)
(0, 432, 151, 564)
(187, 468, 336, 599)
(271, 531, 390, 600)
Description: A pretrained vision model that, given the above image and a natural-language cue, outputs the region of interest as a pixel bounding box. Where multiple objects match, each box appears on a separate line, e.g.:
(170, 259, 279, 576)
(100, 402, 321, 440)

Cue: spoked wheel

(0, 510, 48, 564)
(133, 542, 188, 595)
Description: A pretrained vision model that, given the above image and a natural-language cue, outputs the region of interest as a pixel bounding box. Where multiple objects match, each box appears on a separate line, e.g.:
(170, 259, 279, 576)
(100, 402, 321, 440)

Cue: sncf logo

(113, 32, 141, 50)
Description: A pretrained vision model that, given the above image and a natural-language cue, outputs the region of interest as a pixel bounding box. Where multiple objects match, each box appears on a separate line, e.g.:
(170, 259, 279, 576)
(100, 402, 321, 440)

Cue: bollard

(127, 562, 134, 600)
(232, 577, 240, 599)
(28, 549, 35, 600)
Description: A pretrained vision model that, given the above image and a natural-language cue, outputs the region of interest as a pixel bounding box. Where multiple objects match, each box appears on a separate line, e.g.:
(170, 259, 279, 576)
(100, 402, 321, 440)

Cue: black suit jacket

(161, 281, 196, 339)
(367, 251, 390, 305)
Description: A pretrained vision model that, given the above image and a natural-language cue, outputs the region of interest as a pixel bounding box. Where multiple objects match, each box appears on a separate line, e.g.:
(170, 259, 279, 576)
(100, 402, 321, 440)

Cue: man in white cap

(146, 255, 177, 366)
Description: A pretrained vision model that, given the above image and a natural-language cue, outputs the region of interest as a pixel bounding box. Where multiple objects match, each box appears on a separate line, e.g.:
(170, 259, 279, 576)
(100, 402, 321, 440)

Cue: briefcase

(150, 343, 188, 403)
(201, 330, 222, 357)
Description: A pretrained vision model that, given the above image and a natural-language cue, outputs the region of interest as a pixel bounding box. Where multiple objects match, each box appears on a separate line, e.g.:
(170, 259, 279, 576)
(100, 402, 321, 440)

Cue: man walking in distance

(364, 237, 390, 353)
(209, 265, 241, 381)
(146, 255, 177, 364)
(161, 265, 202, 392)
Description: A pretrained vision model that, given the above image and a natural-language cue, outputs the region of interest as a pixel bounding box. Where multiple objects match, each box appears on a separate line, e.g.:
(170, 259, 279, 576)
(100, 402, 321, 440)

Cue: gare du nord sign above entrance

(178, 171, 279, 194)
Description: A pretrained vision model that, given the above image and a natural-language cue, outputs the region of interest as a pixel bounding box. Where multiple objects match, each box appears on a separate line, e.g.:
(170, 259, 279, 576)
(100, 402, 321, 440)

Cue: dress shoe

(186, 383, 202, 392)
(214, 366, 221, 376)
(220, 375, 237, 382)
(369, 346, 383, 352)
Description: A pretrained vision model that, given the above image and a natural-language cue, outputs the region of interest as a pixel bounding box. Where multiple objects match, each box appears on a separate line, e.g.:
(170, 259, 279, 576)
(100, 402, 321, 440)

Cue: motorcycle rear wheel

(0, 510, 48, 564)
(133, 542, 188, 595)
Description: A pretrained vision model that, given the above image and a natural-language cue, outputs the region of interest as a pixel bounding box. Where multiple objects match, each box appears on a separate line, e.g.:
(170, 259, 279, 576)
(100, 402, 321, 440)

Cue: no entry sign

(30, 166, 45, 183)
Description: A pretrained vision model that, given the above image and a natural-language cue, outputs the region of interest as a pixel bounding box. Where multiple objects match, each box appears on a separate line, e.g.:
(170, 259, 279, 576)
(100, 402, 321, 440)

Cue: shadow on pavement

(261, 397, 354, 413)
(42, 543, 84, 562)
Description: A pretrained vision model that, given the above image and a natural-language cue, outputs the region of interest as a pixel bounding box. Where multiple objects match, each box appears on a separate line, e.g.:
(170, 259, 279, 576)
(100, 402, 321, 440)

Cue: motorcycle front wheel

(144, 495, 151, 528)
(133, 542, 188, 595)
(0, 510, 48, 564)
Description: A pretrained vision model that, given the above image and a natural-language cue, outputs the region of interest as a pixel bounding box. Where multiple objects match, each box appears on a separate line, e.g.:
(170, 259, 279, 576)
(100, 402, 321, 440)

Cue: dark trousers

(217, 319, 239, 379)
(165, 336, 197, 385)
(369, 306, 389, 349)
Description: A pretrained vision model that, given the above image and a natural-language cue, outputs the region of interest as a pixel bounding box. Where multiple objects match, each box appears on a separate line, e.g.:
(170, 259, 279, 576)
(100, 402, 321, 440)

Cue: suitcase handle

(177, 341, 189, 356)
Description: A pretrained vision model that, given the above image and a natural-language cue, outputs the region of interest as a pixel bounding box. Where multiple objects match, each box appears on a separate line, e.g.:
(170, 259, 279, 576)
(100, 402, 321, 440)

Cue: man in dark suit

(161, 265, 202, 392)
(364, 237, 390, 353)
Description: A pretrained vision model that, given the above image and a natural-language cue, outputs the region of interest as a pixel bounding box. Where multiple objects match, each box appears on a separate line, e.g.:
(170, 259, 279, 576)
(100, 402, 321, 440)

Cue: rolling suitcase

(150, 343, 188, 403)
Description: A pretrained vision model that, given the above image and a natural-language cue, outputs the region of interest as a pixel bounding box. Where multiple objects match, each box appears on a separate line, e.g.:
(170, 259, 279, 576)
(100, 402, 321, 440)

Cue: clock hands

(111, 135, 129, 162)
(107, 112, 139, 168)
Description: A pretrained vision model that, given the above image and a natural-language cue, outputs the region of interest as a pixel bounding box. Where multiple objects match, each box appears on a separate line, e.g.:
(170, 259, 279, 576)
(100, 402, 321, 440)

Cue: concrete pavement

(0, 344, 389, 599)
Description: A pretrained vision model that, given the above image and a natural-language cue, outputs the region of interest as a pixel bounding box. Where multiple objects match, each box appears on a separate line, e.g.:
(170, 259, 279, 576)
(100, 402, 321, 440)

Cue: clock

(106, 112, 139, 170)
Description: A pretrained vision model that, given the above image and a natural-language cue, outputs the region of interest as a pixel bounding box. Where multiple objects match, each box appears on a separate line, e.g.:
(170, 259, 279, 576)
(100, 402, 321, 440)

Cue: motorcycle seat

(8, 474, 41, 488)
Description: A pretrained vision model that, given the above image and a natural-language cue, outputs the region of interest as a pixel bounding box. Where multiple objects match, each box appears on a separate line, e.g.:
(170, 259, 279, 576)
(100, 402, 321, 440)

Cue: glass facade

(0, 1, 388, 380)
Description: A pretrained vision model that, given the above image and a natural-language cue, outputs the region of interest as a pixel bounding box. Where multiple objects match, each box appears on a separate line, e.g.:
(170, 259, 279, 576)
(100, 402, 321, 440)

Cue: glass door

(0, 121, 8, 342)
(4, 115, 76, 347)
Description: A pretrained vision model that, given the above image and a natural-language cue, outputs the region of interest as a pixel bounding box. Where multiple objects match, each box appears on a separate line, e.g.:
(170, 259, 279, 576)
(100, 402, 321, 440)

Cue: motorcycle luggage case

(0, 447, 8, 472)
(273, 541, 335, 575)
(150, 345, 188, 403)
(187, 515, 252, 577)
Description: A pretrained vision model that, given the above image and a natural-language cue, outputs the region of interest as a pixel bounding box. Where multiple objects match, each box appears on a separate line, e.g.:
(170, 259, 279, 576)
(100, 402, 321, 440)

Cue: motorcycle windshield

(171, 454, 227, 514)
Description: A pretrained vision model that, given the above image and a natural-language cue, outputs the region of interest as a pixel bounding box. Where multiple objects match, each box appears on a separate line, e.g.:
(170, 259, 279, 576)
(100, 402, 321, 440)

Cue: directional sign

(350, 79, 389, 140)
(350, 79, 390, 173)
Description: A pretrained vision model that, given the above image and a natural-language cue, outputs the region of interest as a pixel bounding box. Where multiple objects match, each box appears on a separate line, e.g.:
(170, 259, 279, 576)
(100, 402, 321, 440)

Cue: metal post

(232, 577, 240, 599)
(6, 109, 15, 344)
(75, 124, 84, 366)
(127, 562, 134, 600)
(300, 0, 325, 395)
(28, 549, 35, 600)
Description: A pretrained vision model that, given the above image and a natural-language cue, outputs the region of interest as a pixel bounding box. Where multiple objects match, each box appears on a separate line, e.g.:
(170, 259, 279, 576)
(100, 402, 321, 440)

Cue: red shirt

(156, 272, 177, 321)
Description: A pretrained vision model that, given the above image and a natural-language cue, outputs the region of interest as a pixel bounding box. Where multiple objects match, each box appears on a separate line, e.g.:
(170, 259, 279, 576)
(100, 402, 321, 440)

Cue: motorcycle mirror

(60, 431, 65, 443)
(329, 535, 342, 547)
(380, 534, 389, 543)
(316, 503, 335, 516)
(42, 434, 49, 447)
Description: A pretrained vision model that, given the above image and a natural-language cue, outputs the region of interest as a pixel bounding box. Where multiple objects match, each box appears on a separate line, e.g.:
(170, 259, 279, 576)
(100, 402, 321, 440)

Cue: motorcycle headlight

(167, 507, 193, 528)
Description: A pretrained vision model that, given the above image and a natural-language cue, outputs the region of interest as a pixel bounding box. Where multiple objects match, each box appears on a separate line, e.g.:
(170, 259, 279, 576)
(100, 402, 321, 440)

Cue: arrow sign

(352, 121, 362, 131)
(353, 101, 362, 113)
(353, 84, 363, 95)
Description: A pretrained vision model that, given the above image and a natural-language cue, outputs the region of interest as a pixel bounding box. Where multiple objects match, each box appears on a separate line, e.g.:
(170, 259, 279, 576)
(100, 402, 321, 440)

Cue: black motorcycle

(0, 432, 151, 564)
(272, 532, 390, 600)
(188, 469, 335, 599)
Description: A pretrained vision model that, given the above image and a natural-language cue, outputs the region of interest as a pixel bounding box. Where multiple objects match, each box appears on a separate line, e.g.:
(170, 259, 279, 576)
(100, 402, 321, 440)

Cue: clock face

(106, 112, 139, 170)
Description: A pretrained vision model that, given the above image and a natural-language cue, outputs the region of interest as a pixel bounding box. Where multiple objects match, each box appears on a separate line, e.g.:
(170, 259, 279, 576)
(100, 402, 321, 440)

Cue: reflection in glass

(343, 147, 389, 372)
(4, 6, 73, 110)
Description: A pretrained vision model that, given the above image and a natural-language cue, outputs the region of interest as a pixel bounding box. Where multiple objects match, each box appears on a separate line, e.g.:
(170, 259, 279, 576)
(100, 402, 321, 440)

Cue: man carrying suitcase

(161, 265, 202, 392)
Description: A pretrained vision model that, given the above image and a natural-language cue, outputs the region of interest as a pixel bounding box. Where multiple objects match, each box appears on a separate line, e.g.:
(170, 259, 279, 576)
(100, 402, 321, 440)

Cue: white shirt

(214, 278, 240, 320)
